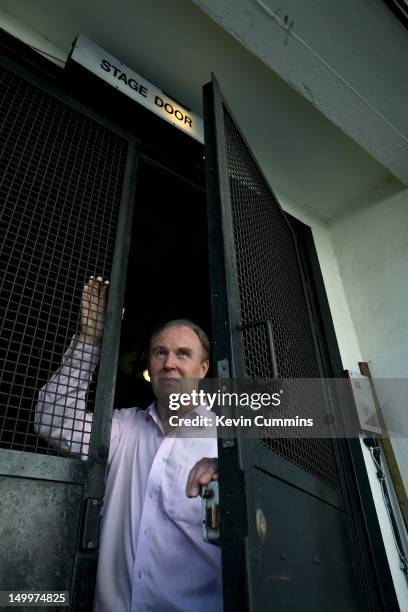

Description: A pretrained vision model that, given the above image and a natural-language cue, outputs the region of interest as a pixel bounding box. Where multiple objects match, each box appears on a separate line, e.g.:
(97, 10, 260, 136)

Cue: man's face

(148, 325, 209, 402)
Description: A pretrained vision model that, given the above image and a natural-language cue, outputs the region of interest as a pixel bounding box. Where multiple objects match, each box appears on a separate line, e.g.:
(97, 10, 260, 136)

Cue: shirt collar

(145, 401, 164, 434)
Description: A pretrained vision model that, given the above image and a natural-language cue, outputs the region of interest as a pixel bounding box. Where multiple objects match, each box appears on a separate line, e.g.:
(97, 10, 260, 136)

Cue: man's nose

(163, 352, 177, 369)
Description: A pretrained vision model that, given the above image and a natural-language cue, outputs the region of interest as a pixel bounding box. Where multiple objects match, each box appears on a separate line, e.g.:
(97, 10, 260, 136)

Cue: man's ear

(200, 360, 210, 378)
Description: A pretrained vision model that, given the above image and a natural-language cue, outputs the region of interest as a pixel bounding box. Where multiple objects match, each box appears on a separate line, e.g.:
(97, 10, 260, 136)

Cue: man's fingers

(187, 470, 218, 498)
(186, 458, 218, 498)
(100, 280, 109, 303)
(186, 461, 210, 490)
(199, 470, 219, 483)
(186, 466, 202, 497)
(186, 465, 197, 496)
(83, 276, 109, 301)
(91, 276, 102, 298)
(82, 283, 90, 301)
(79, 276, 109, 345)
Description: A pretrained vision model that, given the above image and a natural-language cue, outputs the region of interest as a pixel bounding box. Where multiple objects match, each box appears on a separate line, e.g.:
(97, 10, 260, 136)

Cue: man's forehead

(151, 325, 200, 348)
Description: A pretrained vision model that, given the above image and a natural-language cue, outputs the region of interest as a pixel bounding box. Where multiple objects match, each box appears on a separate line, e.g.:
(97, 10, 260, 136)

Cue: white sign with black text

(71, 35, 204, 143)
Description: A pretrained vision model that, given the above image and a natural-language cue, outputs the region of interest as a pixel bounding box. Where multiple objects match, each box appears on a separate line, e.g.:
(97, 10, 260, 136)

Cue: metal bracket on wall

(217, 359, 230, 378)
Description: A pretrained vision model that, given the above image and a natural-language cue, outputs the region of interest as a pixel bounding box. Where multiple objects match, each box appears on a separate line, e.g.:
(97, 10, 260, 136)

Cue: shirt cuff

(63, 335, 101, 371)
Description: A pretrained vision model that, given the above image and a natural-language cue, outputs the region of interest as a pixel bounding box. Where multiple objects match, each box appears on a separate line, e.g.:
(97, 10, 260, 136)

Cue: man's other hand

(79, 276, 109, 346)
(186, 457, 218, 498)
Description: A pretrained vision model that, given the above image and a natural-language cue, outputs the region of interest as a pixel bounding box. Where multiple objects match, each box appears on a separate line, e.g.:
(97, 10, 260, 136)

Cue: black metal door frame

(0, 53, 140, 610)
(203, 76, 398, 611)
(292, 217, 399, 610)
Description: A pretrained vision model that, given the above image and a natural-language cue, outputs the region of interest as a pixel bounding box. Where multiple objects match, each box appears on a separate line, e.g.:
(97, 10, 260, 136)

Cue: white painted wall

(329, 181, 408, 609)
(0, 8, 65, 65)
(279, 191, 408, 609)
(330, 180, 408, 378)
(329, 181, 408, 457)
(193, 0, 408, 185)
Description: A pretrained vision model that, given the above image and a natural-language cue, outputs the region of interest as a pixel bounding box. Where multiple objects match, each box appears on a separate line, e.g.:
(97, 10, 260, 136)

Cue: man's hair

(149, 319, 210, 362)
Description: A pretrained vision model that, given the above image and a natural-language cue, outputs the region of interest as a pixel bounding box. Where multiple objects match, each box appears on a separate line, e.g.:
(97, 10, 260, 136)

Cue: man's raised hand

(79, 276, 109, 346)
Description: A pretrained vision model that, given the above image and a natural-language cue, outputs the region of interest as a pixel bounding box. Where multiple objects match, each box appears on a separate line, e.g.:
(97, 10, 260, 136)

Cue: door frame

(292, 216, 399, 610)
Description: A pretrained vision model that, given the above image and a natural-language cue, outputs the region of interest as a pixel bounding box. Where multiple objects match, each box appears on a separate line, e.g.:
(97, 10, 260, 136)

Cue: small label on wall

(347, 371, 382, 434)
(71, 35, 204, 143)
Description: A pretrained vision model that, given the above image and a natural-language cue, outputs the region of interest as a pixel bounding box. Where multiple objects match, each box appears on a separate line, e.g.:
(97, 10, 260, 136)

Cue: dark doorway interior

(114, 159, 211, 408)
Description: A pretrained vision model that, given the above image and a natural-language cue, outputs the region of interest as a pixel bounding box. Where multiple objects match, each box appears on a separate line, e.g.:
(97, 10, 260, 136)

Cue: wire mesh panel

(223, 106, 340, 490)
(0, 65, 128, 456)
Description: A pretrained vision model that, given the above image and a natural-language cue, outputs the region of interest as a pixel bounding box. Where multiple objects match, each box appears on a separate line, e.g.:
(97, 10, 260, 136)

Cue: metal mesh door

(0, 60, 137, 610)
(222, 106, 340, 490)
(204, 76, 372, 612)
(0, 64, 128, 456)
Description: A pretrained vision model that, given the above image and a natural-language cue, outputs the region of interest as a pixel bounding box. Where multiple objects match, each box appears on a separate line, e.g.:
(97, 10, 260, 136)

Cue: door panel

(0, 477, 83, 591)
(203, 76, 364, 611)
(247, 469, 358, 611)
(0, 58, 138, 610)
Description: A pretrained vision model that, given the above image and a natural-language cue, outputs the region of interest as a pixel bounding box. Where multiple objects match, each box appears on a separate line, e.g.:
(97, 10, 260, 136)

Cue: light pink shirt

(35, 340, 223, 612)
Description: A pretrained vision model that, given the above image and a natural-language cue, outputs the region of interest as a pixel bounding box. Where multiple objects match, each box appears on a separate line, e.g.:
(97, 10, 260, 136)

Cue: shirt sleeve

(108, 408, 122, 467)
(34, 336, 100, 460)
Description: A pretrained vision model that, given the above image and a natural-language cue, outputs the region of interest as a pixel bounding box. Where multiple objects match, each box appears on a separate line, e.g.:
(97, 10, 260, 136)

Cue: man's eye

(179, 350, 190, 357)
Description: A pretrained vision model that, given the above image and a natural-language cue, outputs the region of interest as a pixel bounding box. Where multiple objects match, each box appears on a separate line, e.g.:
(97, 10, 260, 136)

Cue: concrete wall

(330, 180, 408, 378)
(193, 0, 408, 185)
(0, 8, 65, 65)
(329, 181, 408, 607)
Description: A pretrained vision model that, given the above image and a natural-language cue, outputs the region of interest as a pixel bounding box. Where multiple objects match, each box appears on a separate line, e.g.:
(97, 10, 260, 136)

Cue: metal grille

(0, 66, 128, 456)
(223, 106, 339, 490)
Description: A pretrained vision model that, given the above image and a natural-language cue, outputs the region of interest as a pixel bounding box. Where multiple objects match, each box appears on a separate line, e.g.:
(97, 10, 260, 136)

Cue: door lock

(202, 480, 221, 545)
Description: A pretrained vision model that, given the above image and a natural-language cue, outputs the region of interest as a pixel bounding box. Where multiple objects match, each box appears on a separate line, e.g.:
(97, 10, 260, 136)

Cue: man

(35, 276, 221, 612)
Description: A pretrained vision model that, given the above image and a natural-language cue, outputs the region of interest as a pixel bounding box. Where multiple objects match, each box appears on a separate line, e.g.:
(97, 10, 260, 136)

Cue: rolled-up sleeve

(34, 337, 100, 459)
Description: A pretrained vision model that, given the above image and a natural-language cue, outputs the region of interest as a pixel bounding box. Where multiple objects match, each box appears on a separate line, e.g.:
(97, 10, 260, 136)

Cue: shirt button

(144, 528, 148, 535)
(138, 569, 143, 578)
(149, 492, 154, 498)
